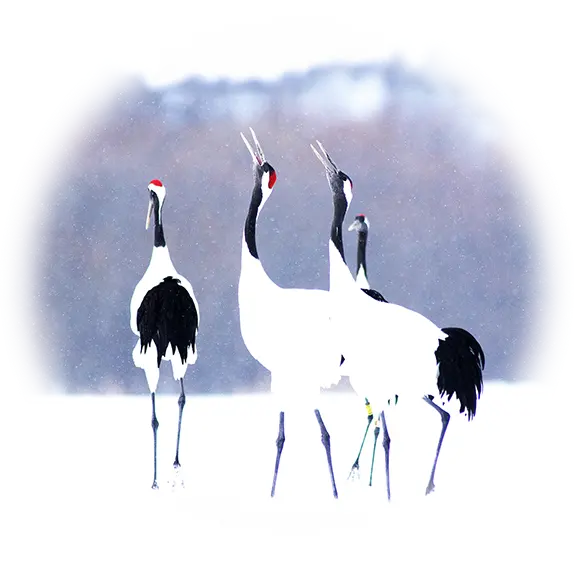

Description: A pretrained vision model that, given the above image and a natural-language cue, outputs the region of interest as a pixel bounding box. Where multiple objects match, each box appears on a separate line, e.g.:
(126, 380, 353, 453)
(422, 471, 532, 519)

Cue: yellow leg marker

(365, 398, 373, 419)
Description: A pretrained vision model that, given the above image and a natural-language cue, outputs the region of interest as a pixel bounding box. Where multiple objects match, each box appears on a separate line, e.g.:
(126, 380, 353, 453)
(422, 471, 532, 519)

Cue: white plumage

(130, 179, 200, 489)
(312, 141, 484, 500)
(130, 245, 199, 390)
(239, 259, 341, 394)
(330, 251, 446, 402)
(237, 129, 340, 498)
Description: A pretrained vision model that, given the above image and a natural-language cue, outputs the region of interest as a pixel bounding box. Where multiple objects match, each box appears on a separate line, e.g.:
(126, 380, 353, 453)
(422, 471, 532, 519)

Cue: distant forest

(40, 61, 534, 394)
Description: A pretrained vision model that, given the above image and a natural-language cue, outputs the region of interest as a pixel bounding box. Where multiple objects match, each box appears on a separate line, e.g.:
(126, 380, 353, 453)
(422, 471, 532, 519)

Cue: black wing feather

(361, 288, 388, 302)
(357, 281, 482, 420)
(137, 276, 199, 367)
(435, 327, 485, 419)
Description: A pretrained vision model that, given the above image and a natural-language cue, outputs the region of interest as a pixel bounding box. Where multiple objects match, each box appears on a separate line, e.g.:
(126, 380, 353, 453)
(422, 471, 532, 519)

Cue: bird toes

(348, 464, 361, 482)
(171, 463, 185, 490)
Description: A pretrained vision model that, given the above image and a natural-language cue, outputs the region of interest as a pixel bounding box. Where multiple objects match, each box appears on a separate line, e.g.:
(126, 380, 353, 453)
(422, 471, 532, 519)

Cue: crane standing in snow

(346, 212, 485, 491)
(238, 129, 342, 498)
(130, 179, 200, 489)
(312, 142, 484, 500)
(344, 214, 388, 485)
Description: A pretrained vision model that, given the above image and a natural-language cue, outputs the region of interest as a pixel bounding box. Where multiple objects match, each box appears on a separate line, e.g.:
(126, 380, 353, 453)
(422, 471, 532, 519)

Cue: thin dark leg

(174, 378, 186, 469)
(423, 395, 450, 495)
(151, 392, 159, 489)
(368, 421, 381, 486)
(315, 409, 338, 499)
(270, 411, 285, 497)
(348, 398, 374, 479)
(381, 410, 391, 501)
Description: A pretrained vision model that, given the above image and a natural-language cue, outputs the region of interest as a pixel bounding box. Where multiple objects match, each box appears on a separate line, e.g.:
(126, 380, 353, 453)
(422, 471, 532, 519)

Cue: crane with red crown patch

(130, 178, 200, 490)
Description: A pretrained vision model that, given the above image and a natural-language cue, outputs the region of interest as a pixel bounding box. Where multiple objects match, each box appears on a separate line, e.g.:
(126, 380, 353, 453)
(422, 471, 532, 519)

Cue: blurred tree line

(39, 62, 533, 394)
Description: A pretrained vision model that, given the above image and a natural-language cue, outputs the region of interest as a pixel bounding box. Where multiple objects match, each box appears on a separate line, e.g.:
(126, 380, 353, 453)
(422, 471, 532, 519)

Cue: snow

(2, 381, 571, 562)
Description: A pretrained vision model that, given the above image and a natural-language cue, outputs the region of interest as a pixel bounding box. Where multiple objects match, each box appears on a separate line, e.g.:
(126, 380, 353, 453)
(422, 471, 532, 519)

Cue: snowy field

(3, 380, 571, 562)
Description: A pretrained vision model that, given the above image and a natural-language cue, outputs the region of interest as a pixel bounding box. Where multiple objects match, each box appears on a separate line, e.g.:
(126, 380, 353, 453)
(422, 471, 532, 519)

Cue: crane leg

(348, 398, 374, 480)
(315, 409, 338, 499)
(271, 411, 285, 497)
(381, 410, 391, 501)
(368, 419, 381, 486)
(174, 378, 186, 469)
(151, 392, 159, 489)
(423, 395, 450, 495)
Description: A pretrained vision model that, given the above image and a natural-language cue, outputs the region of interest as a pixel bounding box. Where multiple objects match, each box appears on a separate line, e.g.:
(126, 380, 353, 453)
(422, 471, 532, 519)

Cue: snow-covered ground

(3, 380, 571, 562)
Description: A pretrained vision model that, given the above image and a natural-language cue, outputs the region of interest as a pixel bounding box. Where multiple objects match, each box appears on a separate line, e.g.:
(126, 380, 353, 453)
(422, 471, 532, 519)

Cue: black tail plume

(435, 327, 485, 419)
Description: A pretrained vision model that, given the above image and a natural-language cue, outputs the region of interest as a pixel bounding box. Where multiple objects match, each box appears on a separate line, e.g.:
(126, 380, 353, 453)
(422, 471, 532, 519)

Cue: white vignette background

(0, 0, 573, 560)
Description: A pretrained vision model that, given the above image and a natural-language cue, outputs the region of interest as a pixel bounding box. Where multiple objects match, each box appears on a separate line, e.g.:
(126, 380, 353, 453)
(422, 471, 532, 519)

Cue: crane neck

(244, 184, 263, 259)
(356, 230, 367, 278)
(152, 192, 166, 248)
(330, 192, 348, 264)
(154, 222, 166, 248)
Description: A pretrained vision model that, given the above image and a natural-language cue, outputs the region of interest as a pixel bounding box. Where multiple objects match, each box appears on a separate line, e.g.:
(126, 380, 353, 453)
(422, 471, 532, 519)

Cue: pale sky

(97, 0, 447, 86)
(4, 0, 564, 220)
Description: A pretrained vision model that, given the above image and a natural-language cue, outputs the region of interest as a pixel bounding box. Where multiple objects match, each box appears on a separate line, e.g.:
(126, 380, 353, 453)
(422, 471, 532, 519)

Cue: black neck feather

(244, 184, 262, 259)
(357, 231, 367, 277)
(331, 193, 348, 264)
(152, 193, 166, 247)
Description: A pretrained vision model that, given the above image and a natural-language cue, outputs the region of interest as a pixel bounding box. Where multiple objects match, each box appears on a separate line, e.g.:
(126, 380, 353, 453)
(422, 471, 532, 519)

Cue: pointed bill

(310, 142, 326, 166)
(240, 127, 265, 166)
(311, 141, 338, 175)
(348, 218, 361, 232)
(316, 140, 339, 172)
(240, 131, 258, 164)
(145, 199, 153, 230)
(249, 127, 265, 163)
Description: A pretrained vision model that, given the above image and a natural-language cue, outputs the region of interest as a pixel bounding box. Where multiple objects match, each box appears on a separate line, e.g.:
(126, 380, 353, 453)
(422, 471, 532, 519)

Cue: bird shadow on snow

(2, 383, 571, 562)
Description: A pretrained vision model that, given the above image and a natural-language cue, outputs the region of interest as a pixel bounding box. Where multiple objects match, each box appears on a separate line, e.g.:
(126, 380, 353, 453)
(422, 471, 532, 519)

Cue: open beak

(310, 140, 338, 175)
(240, 127, 265, 165)
(145, 199, 153, 230)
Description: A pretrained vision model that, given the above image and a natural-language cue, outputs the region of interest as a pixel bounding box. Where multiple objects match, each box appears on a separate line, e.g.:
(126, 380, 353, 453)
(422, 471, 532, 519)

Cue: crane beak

(248, 127, 266, 163)
(310, 141, 338, 175)
(145, 199, 153, 230)
(240, 131, 258, 164)
(240, 127, 265, 165)
(348, 219, 361, 232)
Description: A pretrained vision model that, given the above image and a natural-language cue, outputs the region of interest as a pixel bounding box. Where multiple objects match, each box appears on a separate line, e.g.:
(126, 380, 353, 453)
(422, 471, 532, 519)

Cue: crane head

(146, 179, 166, 229)
(310, 141, 353, 205)
(240, 128, 277, 202)
(348, 214, 370, 233)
